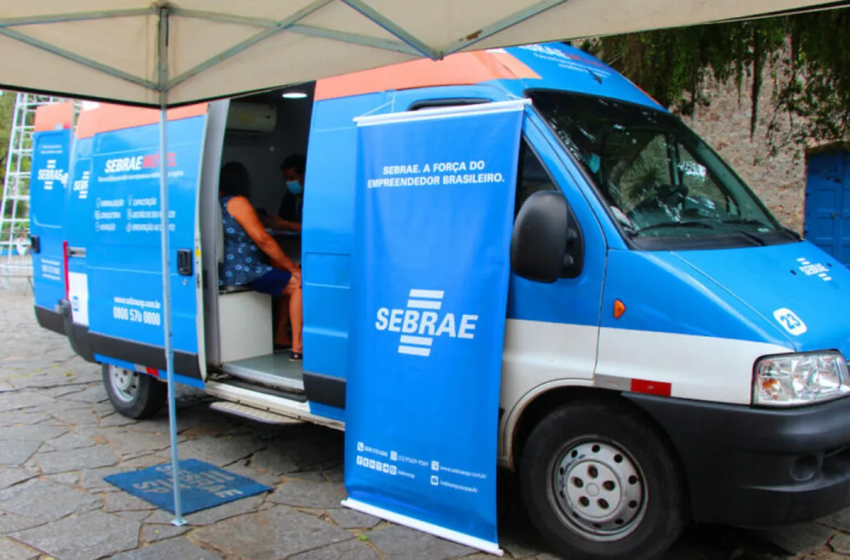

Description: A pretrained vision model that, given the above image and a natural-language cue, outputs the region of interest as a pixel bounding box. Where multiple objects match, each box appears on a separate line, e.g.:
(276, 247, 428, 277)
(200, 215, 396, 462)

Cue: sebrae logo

(375, 289, 478, 357)
(103, 152, 177, 174)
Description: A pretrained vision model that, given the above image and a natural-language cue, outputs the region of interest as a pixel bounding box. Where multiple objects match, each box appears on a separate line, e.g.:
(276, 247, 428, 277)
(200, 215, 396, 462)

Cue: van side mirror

(511, 191, 580, 283)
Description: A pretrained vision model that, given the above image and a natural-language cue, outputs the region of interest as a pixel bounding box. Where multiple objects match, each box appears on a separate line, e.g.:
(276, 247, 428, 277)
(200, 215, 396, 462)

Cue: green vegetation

(577, 9, 850, 150)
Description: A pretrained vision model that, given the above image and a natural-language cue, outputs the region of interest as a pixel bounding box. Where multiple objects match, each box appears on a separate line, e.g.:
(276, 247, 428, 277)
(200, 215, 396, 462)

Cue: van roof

(315, 42, 663, 111)
(44, 43, 663, 140)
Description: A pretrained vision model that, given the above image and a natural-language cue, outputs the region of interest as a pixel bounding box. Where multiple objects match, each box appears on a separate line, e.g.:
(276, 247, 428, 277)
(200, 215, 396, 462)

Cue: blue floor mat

(104, 458, 272, 515)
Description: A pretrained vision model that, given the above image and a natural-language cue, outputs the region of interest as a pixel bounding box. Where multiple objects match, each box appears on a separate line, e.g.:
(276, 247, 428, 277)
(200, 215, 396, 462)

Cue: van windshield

(530, 90, 798, 249)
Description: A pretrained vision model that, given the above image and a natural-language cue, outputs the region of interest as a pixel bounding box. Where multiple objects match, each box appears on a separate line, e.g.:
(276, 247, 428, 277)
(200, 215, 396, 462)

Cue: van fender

(499, 378, 596, 470)
(58, 299, 95, 363)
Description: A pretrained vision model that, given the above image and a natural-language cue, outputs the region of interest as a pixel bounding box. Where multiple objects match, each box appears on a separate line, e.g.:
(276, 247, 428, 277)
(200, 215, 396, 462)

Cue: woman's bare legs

(275, 294, 292, 347)
(280, 276, 303, 354)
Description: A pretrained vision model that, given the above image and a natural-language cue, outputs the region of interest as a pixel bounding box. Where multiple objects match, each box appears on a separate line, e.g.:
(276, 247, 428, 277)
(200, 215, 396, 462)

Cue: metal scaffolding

(0, 92, 69, 289)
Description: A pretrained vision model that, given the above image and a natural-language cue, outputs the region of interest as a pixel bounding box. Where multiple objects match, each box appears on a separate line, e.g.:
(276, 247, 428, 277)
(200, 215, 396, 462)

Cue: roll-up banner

(343, 100, 527, 554)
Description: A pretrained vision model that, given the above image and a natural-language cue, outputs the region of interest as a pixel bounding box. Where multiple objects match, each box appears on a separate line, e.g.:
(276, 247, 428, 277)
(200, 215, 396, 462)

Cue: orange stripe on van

(315, 51, 540, 101)
(34, 102, 75, 132)
(76, 103, 208, 139)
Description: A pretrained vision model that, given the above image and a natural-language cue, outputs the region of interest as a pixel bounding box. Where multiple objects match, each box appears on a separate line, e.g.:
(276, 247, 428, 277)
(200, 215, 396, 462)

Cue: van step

(209, 401, 302, 425)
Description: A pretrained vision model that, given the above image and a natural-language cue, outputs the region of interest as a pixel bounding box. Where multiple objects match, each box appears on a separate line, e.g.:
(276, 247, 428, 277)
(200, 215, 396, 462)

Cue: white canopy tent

(4, 0, 845, 527)
(0, 0, 845, 106)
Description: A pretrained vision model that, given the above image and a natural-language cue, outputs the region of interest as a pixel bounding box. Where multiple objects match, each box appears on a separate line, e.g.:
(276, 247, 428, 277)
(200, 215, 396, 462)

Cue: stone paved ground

(2, 290, 850, 560)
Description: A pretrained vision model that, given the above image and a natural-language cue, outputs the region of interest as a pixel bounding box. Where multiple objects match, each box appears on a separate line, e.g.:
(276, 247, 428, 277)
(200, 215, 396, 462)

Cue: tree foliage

(578, 9, 850, 148)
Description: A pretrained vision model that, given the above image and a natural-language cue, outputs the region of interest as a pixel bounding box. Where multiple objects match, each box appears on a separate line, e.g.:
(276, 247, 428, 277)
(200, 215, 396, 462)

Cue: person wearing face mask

(266, 153, 306, 233)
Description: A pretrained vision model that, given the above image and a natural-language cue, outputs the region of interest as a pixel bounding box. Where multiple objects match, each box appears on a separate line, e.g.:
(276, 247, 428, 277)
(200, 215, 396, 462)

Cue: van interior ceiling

(201, 83, 315, 394)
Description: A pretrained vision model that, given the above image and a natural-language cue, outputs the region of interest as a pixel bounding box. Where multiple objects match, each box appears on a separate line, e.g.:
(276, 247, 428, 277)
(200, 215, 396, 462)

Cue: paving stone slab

(830, 533, 850, 555)
(142, 522, 191, 543)
(280, 468, 325, 483)
(366, 524, 474, 560)
(0, 410, 55, 427)
(224, 460, 280, 483)
(11, 510, 140, 560)
(0, 441, 41, 466)
(756, 523, 835, 555)
(500, 536, 545, 559)
(130, 413, 204, 435)
(0, 512, 45, 535)
(0, 425, 67, 442)
(0, 468, 38, 491)
(107, 430, 173, 457)
(64, 385, 108, 403)
(81, 457, 167, 492)
(251, 448, 300, 475)
(46, 472, 80, 486)
(0, 479, 101, 522)
(288, 435, 344, 471)
(103, 491, 158, 513)
(81, 466, 128, 492)
(269, 480, 347, 510)
(0, 392, 55, 413)
(116, 510, 153, 522)
(153, 495, 265, 526)
(36, 443, 118, 474)
(41, 431, 97, 452)
(322, 465, 344, 483)
(177, 436, 264, 467)
(192, 505, 353, 560)
(6, 373, 80, 391)
(290, 539, 383, 560)
(820, 510, 850, 533)
(99, 413, 140, 428)
(328, 508, 381, 529)
(108, 537, 223, 560)
(41, 385, 93, 399)
(0, 537, 39, 560)
(49, 406, 99, 427)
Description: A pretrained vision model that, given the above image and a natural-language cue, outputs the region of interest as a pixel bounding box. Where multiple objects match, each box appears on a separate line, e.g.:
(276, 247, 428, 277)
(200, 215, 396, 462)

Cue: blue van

(29, 42, 850, 560)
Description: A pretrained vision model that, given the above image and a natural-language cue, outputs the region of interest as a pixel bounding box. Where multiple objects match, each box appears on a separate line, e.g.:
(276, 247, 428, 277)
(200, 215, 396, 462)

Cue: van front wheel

(102, 364, 167, 419)
(520, 401, 686, 560)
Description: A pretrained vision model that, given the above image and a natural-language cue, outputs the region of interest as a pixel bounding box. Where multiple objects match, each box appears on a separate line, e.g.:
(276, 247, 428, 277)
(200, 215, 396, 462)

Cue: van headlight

(754, 352, 850, 406)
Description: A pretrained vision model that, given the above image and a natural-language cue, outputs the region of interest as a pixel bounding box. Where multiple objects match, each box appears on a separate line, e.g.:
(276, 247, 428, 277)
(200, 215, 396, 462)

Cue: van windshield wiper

(721, 218, 772, 228)
(632, 220, 715, 235)
(717, 220, 767, 246)
(722, 217, 801, 241)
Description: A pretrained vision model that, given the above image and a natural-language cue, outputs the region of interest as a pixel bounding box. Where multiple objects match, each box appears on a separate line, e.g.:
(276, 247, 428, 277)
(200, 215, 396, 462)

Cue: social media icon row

(356, 455, 397, 476)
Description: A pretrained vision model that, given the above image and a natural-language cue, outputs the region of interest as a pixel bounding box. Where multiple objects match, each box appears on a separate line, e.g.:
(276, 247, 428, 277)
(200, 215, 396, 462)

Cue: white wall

(221, 97, 313, 215)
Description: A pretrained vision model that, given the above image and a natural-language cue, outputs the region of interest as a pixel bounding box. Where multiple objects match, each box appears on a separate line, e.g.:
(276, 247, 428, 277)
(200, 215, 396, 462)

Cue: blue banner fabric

(343, 101, 526, 554)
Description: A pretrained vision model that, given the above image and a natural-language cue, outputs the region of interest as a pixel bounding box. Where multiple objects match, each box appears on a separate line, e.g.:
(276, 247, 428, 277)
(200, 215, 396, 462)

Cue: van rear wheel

(102, 364, 167, 419)
(520, 401, 686, 560)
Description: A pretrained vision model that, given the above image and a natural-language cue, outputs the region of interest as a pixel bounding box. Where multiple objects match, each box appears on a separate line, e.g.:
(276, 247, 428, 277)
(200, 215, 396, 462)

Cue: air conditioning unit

(226, 102, 277, 134)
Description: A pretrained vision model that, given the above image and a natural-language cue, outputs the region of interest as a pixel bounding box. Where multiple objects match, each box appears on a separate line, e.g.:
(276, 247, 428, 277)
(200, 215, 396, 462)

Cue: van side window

(515, 140, 558, 217)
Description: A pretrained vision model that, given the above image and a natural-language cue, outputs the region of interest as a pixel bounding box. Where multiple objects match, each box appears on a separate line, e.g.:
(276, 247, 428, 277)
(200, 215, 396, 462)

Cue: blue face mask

(286, 180, 302, 195)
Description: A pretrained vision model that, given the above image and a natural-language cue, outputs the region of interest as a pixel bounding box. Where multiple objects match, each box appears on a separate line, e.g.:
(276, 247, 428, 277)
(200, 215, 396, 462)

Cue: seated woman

(218, 162, 303, 361)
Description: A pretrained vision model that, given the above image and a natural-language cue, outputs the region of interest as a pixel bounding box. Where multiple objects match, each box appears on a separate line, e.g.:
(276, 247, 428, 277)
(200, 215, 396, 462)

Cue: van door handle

(177, 249, 193, 276)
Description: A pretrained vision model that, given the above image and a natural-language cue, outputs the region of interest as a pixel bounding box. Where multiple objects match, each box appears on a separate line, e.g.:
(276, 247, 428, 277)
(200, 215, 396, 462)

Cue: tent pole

(156, 3, 185, 527)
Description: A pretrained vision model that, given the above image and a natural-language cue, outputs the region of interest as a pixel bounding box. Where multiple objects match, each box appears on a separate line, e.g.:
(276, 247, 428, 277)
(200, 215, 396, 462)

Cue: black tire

(520, 400, 686, 560)
(102, 363, 167, 419)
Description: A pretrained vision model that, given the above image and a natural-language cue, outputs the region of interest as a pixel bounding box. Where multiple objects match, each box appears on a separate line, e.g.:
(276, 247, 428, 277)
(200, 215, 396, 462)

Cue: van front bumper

(625, 393, 850, 527)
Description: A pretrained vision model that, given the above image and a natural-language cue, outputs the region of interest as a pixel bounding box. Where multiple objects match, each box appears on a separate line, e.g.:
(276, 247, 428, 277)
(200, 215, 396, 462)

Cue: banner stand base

(341, 498, 504, 556)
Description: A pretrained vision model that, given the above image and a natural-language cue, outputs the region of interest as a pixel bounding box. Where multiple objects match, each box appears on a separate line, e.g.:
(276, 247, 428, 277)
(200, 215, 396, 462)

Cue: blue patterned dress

(219, 196, 274, 287)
